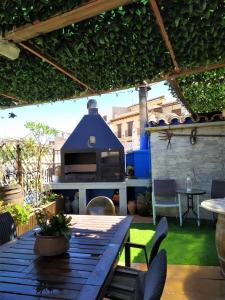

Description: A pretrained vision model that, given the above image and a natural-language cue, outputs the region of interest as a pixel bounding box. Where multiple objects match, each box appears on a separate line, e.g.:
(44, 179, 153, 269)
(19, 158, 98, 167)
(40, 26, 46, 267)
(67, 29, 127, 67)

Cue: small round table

(201, 199, 225, 277)
(177, 189, 206, 224)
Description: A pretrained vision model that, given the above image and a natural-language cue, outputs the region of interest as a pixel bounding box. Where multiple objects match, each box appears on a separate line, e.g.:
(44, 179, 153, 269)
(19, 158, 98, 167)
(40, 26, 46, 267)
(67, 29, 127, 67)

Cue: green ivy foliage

(158, 0, 225, 67)
(0, 0, 225, 112)
(178, 68, 225, 113)
(0, 52, 82, 102)
(32, 1, 172, 90)
(0, 1, 172, 103)
(0, 1, 88, 33)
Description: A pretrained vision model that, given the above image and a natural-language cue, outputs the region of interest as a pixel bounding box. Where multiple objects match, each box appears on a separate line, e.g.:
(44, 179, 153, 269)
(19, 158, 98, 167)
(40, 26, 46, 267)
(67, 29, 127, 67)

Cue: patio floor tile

(131, 263, 225, 300)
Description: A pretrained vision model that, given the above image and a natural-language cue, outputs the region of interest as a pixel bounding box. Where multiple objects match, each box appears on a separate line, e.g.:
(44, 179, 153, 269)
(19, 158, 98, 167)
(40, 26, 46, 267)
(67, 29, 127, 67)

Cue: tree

(24, 122, 58, 206)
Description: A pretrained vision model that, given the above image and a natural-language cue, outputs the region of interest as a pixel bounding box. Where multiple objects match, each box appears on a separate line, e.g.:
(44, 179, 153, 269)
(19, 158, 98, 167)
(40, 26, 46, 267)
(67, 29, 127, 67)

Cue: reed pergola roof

(0, 0, 225, 113)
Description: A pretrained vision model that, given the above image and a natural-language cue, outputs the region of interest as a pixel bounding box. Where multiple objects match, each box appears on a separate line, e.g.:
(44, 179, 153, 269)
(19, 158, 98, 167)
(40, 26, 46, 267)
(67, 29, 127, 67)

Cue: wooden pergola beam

(4, 0, 133, 43)
(149, 0, 180, 72)
(169, 61, 225, 79)
(20, 41, 96, 93)
(145, 60, 225, 84)
(168, 79, 194, 115)
(0, 93, 26, 104)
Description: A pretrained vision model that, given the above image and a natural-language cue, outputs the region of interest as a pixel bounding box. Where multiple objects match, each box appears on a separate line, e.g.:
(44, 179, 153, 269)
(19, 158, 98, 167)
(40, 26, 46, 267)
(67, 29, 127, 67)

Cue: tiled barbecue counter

(50, 179, 151, 215)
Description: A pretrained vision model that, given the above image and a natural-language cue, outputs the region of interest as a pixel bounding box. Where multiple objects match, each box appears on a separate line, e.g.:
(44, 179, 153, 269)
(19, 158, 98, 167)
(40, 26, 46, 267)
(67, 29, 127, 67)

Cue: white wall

(150, 124, 225, 219)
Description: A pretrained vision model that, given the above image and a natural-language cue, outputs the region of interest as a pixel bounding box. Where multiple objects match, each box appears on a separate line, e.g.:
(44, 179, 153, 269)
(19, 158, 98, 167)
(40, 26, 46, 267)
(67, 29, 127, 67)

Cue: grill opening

(64, 153, 97, 174)
(101, 151, 121, 178)
(65, 153, 96, 165)
(101, 151, 120, 164)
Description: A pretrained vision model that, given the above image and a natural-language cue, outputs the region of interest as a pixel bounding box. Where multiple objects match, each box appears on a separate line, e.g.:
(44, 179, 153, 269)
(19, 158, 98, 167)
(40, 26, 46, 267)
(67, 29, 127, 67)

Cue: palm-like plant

(35, 210, 72, 240)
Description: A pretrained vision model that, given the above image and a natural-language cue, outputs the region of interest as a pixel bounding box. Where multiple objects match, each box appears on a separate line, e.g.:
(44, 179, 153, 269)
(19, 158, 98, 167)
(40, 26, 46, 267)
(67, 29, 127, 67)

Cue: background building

(107, 95, 189, 152)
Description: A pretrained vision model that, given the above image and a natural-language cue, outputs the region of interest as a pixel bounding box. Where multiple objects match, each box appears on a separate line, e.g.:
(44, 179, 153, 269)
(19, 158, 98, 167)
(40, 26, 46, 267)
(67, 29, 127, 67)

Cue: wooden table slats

(0, 215, 132, 300)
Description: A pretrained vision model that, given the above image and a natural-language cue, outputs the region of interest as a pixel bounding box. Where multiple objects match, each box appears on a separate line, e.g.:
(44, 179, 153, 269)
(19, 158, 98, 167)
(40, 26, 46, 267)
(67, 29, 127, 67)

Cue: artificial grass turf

(119, 219, 219, 266)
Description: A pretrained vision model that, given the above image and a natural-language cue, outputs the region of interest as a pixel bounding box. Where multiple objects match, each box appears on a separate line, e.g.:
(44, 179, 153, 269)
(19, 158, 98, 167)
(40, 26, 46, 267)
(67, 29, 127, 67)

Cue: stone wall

(150, 124, 225, 219)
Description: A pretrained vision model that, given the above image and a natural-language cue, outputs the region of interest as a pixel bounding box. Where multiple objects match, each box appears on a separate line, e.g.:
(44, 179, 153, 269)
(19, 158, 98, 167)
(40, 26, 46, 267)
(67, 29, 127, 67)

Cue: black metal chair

(0, 212, 17, 245)
(211, 180, 225, 199)
(106, 218, 168, 294)
(197, 180, 225, 226)
(106, 249, 167, 300)
(123, 216, 168, 270)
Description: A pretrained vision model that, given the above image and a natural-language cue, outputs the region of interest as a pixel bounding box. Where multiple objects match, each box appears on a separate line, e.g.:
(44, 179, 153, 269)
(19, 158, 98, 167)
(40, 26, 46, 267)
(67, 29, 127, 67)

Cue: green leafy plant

(143, 189, 151, 203)
(127, 165, 135, 178)
(0, 200, 6, 212)
(41, 191, 63, 205)
(36, 210, 72, 240)
(177, 68, 225, 113)
(137, 189, 152, 216)
(0, 201, 32, 225)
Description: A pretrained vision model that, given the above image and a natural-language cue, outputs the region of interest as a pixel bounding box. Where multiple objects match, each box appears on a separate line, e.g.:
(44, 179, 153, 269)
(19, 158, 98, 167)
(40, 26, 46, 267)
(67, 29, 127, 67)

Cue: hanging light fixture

(0, 38, 20, 60)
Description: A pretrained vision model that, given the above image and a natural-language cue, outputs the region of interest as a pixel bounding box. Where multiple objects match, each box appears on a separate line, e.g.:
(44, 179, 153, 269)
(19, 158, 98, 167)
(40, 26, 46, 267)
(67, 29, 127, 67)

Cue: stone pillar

(79, 188, 87, 214)
(119, 187, 127, 215)
(139, 85, 149, 137)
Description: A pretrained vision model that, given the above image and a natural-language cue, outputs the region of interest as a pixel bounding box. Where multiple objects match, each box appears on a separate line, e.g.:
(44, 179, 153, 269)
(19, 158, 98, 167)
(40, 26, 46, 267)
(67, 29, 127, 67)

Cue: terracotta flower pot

(137, 193, 150, 216)
(34, 234, 69, 256)
(127, 201, 136, 215)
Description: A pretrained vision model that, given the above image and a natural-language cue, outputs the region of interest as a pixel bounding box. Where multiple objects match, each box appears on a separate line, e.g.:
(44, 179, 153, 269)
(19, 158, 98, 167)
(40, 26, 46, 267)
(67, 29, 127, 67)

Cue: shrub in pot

(127, 165, 135, 178)
(136, 190, 151, 216)
(41, 191, 63, 205)
(34, 210, 72, 256)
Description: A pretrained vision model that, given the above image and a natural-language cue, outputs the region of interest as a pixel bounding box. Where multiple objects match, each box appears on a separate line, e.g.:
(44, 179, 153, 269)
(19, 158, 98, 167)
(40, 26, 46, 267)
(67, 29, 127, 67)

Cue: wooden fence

(16, 198, 65, 236)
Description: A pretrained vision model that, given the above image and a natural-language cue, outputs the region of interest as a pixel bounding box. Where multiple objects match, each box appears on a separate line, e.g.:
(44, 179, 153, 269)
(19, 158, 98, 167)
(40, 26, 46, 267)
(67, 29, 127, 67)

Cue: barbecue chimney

(61, 100, 125, 182)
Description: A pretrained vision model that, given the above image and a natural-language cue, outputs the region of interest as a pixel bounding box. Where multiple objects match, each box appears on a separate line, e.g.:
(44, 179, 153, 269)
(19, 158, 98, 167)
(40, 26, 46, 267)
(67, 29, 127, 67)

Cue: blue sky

(0, 81, 171, 138)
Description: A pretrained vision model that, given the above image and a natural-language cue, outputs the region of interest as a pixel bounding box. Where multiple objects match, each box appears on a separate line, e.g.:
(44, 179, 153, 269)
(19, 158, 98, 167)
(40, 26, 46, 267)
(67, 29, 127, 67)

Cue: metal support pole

(138, 85, 149, 137)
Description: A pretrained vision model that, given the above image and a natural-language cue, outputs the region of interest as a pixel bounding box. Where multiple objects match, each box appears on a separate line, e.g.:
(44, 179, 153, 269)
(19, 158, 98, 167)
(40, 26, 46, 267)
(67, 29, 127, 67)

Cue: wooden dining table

(0, 215, 133, 300)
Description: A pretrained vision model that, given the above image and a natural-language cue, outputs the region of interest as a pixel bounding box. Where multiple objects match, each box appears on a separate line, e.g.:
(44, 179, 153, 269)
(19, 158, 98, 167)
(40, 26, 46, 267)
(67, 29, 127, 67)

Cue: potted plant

(34, 210, 72, 256)
(127, 200, 136, 215)
(137, 190, 152, 216)
(127, 165, 135, 178)
(41, 191, 62, 205)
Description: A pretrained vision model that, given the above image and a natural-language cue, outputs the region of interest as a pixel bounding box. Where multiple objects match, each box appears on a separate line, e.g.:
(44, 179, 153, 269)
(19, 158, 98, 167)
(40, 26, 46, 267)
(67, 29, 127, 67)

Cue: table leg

(182, 195, 190, 219)
(125, 234, 131, 267)
(216, 214, 225, 277)
(197, 195, 200, 226)
(189, 195, 198, 220)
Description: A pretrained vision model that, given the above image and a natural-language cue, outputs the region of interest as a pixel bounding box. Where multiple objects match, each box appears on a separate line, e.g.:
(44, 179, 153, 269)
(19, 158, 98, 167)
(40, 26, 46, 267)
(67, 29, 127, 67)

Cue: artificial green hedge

(32, 1, 172, 90)
(178, 67, 225, 113)
(0, 0, 225, 112)
(158, 0, 225, 67)
(0, 52, 83, 105)
(0, 1, 172, 105)
(0, 1, 89, 33)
